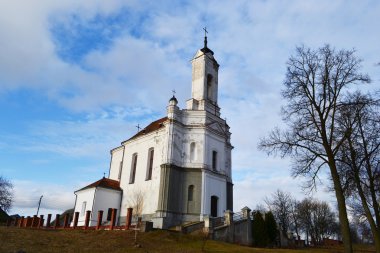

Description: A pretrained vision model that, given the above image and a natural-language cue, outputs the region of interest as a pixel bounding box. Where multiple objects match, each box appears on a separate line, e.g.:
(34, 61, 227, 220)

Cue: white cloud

(10, 180, 75, 216)
(6, 107, 156, 158)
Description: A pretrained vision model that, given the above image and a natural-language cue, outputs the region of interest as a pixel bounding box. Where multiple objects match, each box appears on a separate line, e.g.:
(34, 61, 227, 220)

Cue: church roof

(123, 117, 168, 143)
(75, 177, 122, 192)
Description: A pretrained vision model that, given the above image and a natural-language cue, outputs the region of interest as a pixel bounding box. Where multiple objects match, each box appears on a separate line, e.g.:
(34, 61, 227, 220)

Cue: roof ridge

(123, 116, 168, 143)
(75, 177, 122, 192)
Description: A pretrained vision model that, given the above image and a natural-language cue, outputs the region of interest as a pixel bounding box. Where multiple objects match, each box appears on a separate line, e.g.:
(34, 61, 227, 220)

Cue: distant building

(73, 35, 233, 229)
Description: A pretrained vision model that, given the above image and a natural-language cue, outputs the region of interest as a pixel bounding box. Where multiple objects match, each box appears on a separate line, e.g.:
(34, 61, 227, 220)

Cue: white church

(73, 35, 234, 229)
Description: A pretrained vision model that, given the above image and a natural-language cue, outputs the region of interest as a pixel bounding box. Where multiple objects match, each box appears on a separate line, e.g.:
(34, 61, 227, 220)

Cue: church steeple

(200, 27, 214, 55)
(186, 29, 220, 116)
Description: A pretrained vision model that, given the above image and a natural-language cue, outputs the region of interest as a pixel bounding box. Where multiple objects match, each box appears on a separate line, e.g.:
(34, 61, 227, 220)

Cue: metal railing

(232, 211, 245, 222)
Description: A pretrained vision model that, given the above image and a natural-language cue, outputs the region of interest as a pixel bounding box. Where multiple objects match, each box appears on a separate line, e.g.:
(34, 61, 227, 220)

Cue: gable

(206, 121, 228, 136)
(75, 177, 122, 193)
(123, 117, 168, 143)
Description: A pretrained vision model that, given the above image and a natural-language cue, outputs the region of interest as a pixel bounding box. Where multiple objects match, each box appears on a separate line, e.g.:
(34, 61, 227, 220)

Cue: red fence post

(63, 214, 69, 228)
(54, 214, 60, 229)
(84, 210, 91, 229)
(126, 208, 133, 230)
(46, 214, 52, 228)
(97, 210, 103, 230)
(19, 216, 24, 228)
(25, 216, 31, 227)
(73, 212, 79, 229)
(32, 215, 38, 227)
(38, 215, 44, 228)
(110, 208, 116, 230)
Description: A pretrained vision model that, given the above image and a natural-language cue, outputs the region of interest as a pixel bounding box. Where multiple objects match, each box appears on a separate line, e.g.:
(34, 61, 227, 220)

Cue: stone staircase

(168, 221, 205, 233)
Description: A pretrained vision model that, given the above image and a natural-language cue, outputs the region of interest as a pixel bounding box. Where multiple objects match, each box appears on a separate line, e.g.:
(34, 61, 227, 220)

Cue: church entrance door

(210, 196, 218, 217)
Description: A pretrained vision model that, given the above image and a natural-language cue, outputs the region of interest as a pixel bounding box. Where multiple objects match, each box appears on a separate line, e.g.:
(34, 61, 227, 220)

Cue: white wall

(109, 146, 124, 180)
(202, 172, 227, 217)
(91, 188, 122, 226)
(118, 127, 167, 217)
(73, 188, 95, 226)
(166, 110, 231, 177)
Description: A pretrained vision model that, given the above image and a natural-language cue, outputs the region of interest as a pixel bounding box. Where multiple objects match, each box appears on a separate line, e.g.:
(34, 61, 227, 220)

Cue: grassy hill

(0, 226, 375, 253)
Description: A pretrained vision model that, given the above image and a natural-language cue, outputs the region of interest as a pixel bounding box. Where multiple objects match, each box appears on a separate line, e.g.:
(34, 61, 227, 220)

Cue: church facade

(73, 37, 233, 229)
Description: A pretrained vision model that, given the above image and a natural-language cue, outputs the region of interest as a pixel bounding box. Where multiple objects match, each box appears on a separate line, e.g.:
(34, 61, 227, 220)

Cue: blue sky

(1, 0, 379, 216)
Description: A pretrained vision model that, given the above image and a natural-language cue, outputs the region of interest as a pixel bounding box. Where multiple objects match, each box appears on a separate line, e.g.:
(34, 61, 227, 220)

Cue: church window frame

(207, 74, 213, 101)
(212, 150, 218, 171)
(190, 142, 196, 162)
(188, 185, 194, 201)
(129, 153, 138, 184)
(146, 148, 154, 181)
(211, 195, 218, 217)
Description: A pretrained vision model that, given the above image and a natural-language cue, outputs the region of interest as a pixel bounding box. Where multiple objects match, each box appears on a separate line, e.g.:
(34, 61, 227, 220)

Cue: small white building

(73, 36, 233, 229)
(73, 177, 122, 226)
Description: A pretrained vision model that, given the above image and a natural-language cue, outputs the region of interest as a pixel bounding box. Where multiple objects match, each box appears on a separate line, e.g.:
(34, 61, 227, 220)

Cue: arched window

(129, 153, 138, 184)
(188, 185, 194, 201)
(190, 142, 196, 161)
(207, 74, 213, 100)
(146, 148, 154, 180)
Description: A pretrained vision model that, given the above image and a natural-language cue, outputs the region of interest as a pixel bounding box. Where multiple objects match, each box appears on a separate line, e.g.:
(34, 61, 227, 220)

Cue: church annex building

(73, 36, 234, 229)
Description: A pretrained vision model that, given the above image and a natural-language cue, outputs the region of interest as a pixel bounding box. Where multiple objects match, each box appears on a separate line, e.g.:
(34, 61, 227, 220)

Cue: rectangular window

(118, 161, 123, 180)
(107, 208, 113, 221)
(146, 148, 154, 180)
(129, 154, 138, 184)
(188, 185, 194, 201)
(81, 201, 86, 216)
(212, 151, 217, 170)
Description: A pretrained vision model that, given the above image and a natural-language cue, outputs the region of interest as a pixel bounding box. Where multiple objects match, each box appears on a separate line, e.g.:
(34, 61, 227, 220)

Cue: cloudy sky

(1, 0, 379, 216)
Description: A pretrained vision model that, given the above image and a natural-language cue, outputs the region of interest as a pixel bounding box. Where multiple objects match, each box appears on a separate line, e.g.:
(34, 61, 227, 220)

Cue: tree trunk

(348, 136, 380, 253)
(329, 160, 353, 253)
(355, 173, 380, 253)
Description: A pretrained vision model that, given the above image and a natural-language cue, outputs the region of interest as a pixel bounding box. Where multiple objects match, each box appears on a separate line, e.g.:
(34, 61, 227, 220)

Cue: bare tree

(289, 198, 301, 239)
(259, 45, 370, 253)
(310, 200, 338, 244)
(336, 92, 380, 251)
(296, 198, 339, 245)
(0, 176, 13, 212)
(265, 189, 292, 234)
(127, 190, 145, 245)
(297, 198, 314, 245)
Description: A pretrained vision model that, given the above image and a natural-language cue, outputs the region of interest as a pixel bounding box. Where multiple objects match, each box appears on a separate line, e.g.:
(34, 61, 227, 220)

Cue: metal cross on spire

(172, 89, 176, 96)
(136, 124, 141, 132)
(203, 27, 208, 48)
(203, 27, 208, 37)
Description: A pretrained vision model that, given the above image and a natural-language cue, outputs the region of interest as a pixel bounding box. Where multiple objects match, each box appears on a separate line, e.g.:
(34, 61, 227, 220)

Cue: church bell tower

(187, 31, 220, 116)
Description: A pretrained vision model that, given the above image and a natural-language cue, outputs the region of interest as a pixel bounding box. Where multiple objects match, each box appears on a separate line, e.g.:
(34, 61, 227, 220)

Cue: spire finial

(203, 27, 208, 48)
(103, 172, 105, 178)
(172, 89, 176, 97)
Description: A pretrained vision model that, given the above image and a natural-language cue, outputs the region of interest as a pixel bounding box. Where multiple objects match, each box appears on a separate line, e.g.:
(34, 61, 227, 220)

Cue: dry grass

(0, 226, 375, 253)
